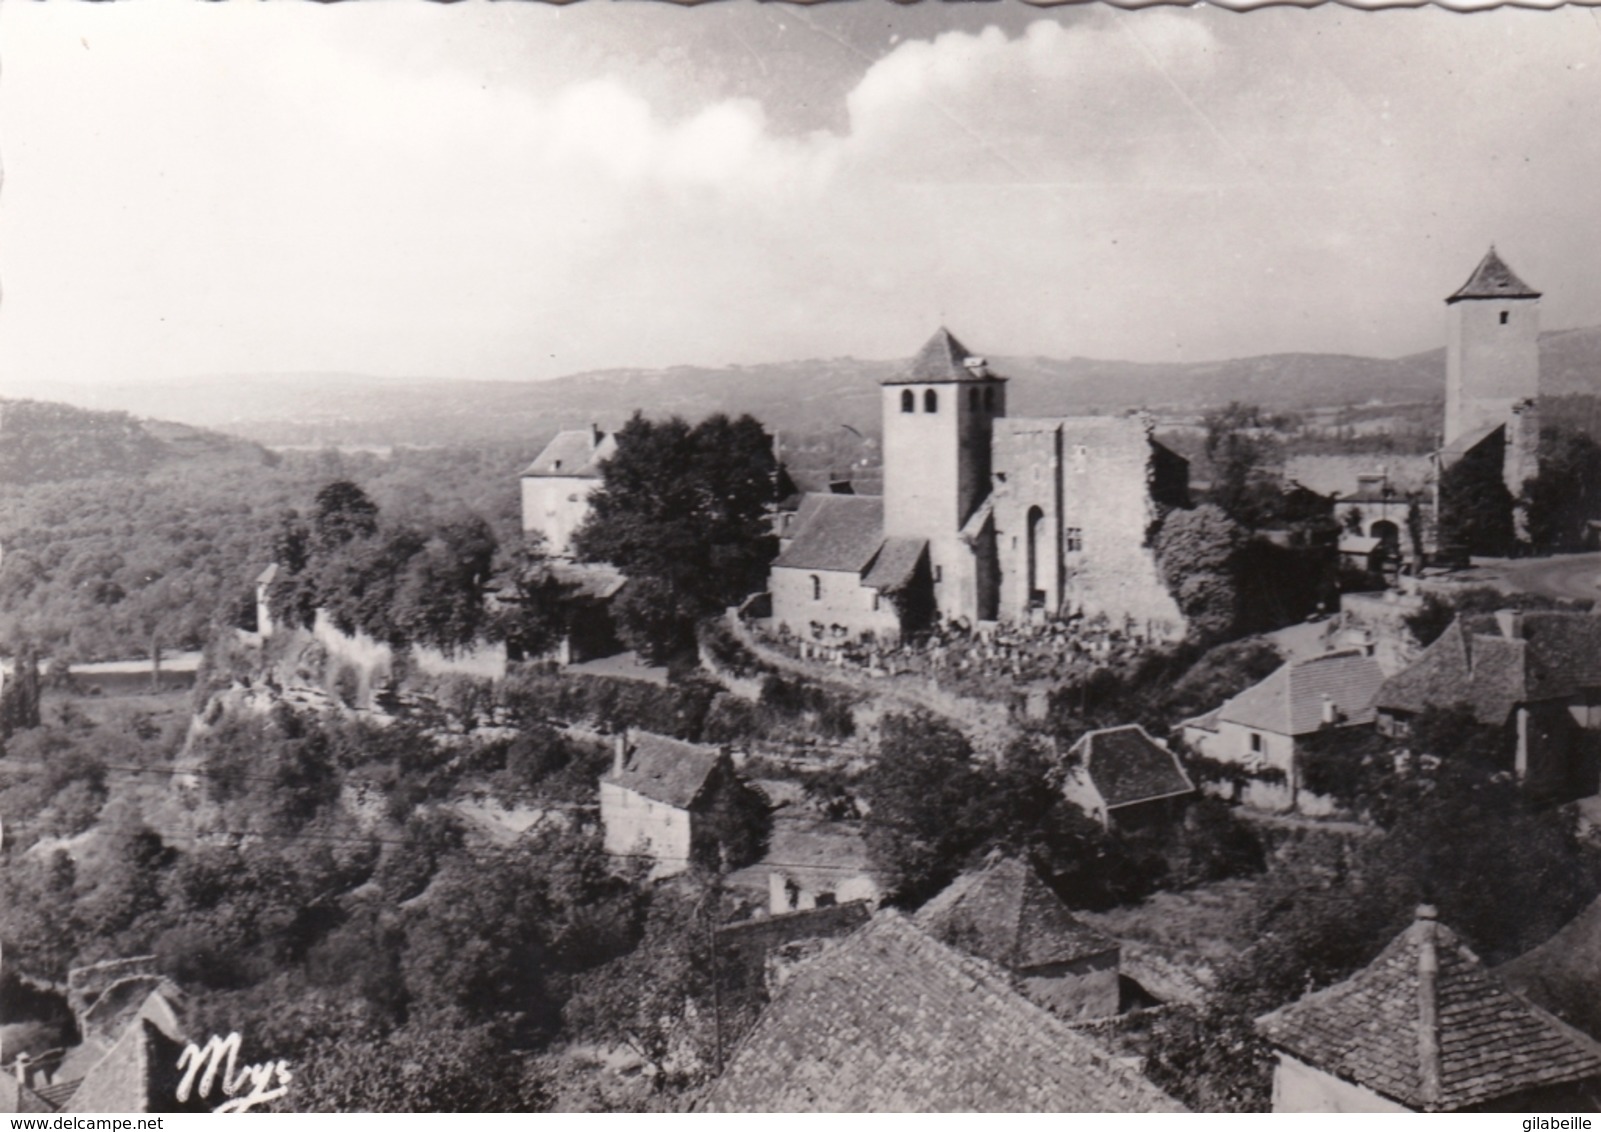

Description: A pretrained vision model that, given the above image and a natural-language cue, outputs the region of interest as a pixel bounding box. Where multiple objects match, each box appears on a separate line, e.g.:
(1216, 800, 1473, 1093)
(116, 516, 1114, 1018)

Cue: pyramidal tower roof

(913, 854, 1117, 970)
(1447, 247, 1541, 304)
(1257, 905, 1601, 1111)
(885, 327, 1001, 385)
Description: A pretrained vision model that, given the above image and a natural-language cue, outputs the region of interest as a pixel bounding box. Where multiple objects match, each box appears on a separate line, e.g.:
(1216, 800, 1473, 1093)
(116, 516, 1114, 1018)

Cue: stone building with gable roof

(1182, 648, 1385, 812)
(1061, 724, 1195, 832)
(697, 911, 1185, 1113)
(1258, 905, 1601, 1112)
(914, 854, 1121, 1019)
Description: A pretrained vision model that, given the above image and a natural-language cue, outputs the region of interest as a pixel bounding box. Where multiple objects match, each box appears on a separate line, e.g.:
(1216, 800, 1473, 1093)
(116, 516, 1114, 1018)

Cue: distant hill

(0, 399, 272, 485)
(19, 326, 1601, 448)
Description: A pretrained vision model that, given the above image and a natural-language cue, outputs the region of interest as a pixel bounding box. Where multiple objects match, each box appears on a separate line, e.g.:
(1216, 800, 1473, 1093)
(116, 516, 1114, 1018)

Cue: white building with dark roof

(598, 729, 763, 878)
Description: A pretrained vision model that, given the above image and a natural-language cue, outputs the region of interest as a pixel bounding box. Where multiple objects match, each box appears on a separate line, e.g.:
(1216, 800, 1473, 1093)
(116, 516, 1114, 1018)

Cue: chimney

(1321, 693, 1337, 726)
(613, 728, 630, 775)
(1415, 904, 1442, 1111)
(591, 423, 603, 447)
(1494, 609, 1523, 639)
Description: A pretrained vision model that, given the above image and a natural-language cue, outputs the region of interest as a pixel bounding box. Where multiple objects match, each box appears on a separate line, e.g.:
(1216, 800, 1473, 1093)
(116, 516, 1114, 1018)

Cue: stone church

(768, 329, 1190, 644)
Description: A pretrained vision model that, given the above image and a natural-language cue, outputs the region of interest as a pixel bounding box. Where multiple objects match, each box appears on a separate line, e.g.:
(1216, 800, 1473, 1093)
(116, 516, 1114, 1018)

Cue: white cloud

(5, 2, 1601, 390)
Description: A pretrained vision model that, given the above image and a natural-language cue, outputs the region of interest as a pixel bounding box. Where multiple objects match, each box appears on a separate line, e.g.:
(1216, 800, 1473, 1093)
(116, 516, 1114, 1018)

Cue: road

(1494, 552, 1601, 603)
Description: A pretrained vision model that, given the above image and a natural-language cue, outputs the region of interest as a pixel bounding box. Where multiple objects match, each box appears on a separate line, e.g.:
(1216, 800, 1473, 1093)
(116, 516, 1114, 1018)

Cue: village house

(519, 425, 616, 558)
(715, 900, 874, 996)
(697, 912, 1184, 1113)
(766, 329, 1189, 645)
(1257, 905, 1601, 1112)
(1061, 724, 1195, 832)
(914, 853, 1121, 1020)
(1182, 649, 1386, 813)
(598, 730, 765, 878)
(2, 958, 208, 1115)
(1374, 610, 1601, 803)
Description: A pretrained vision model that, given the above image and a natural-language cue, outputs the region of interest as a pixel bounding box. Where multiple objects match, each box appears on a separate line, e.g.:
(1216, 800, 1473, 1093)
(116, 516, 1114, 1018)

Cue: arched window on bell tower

(901, 389, 914, 413)
(924, 388, 938, 413)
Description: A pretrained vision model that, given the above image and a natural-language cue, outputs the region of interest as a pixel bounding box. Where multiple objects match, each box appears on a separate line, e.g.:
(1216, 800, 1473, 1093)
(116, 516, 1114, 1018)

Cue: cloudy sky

(4, 0, 1601, 389)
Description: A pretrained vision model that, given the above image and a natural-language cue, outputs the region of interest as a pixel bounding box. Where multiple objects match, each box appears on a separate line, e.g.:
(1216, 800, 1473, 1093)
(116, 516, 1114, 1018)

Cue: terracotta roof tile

(602, 731, 727, 810)
(914, 855, 1117, 970)
(1259, 910, 1601, 1111)
(1069, 725, 1195, 809)
(699, 912, 1184, 1112)
(1447, 248, 1541, 304)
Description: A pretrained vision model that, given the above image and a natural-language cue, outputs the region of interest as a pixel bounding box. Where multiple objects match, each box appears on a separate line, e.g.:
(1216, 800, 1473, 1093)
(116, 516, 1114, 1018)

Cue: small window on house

(1249, 732, 1263, 754)
(1500, 311, 1509, 325)
(985, 386, 996, 411)
(810, 574, 822, 601)
(871, 592, 881, 612)
(924, 388, 939, 413)
(1064, 527, 1083, 553)
(933, 564, 943, 583)
(552, 460, 562, 470)
(901, 389, 914, 413)
(969, 388, 981, 411)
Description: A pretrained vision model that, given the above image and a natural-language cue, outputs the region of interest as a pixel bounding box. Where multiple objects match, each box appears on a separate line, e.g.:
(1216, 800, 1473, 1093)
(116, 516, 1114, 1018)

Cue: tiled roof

(33, 1078, 82, 1109)
(861, 537, 926, 591)
(65, 1019, 208, 1114)
(772, 494, 885, 574)
(914, 855, 1117, 970)
(1447, 247, 1541, 304)
(1498, 895, 1601, 1041)
(1258, 908, 1601, 1111)
(1069, 725, 1195, 809)
(545, 561, 628, 601)
(1377, 612, 1601, 725)
(603, 731, 727, 810)
(1217, 649, 1384, 737)
(883, 328, 999, 386)
(519, 428, 615, 478)
(699, 912, 1184, 1112)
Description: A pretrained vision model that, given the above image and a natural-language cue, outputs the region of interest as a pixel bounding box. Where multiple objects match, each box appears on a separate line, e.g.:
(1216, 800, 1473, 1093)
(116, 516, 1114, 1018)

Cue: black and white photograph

(3, 0, 1601, 1114)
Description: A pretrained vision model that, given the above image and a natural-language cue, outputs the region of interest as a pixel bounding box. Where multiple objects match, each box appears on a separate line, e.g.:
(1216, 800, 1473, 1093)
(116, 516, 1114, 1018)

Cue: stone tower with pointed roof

(880, 328, 1007, 622)
(1445, 247, 1541, 458)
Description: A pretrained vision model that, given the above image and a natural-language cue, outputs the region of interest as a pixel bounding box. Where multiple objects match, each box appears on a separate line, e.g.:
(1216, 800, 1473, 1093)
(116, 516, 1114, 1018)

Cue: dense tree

(573, 412, 777, 661)
(1523, 425, 1601, 553)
